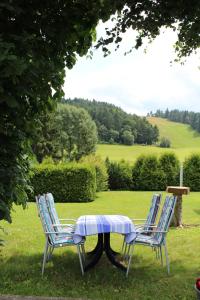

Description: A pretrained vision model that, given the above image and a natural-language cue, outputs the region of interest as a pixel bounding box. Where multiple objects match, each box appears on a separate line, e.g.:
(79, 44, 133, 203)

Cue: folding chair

(36, 194, 85, 276)
(124, 195, 177, 277)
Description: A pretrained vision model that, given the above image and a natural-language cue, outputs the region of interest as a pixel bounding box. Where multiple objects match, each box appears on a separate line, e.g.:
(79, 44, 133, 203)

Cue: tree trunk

(170, 195, 182, 227)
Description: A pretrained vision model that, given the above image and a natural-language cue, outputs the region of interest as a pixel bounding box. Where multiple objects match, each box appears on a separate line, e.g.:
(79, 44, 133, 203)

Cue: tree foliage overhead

(0, 1, 120, 222)
(64, 98, 159, 145)
(1, 0, 200, 222)
(96, 0, 200, 60)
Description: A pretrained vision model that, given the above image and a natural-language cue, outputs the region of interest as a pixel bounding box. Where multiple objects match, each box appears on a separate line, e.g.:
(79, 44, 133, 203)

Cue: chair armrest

(53, 223, 75, 227)
(134, 223, 157, 227)
(59, 218, 77, 222)
(137, 230, 167, 234)
(131, 218, 146, 221)
(135, 225, 145, 229)
(45, 231, 72, 236)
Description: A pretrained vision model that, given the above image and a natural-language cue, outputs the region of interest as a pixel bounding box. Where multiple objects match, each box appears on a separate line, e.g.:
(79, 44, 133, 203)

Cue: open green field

(96, 117, 200, 163)
(0, 191, 199, 300)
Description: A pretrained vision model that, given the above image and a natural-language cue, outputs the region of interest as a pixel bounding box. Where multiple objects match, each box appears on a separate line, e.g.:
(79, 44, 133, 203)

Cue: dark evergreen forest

(64, 98, 159, 145)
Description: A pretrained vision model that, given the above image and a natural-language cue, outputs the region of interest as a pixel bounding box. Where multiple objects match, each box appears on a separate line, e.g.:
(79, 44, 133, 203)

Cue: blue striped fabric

(143, 194, 161, 231)
(38, 195, 76, 245)
(38, 195, 56, 244)
(135, 195, 177, 246)
(74, 215, 136, 244)
(153, 196, 176, 244)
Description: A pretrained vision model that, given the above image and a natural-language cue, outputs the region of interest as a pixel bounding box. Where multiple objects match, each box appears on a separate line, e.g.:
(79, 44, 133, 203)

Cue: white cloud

(64, 25, 200, 116)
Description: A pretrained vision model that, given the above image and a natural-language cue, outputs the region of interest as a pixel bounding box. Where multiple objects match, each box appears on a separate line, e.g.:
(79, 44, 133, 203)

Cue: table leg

(84, 233, 104, 272)
(104, 233, 126, 271)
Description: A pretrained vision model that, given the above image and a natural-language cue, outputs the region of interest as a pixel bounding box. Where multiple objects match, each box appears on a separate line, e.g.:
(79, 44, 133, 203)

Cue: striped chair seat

(54, 235, 75, 245)
(135, 233, 159, 246)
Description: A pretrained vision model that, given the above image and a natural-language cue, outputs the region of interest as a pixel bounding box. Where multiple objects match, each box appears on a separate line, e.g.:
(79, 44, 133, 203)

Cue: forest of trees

(152, 109, 200, 133)
(64, 98, 159, 145)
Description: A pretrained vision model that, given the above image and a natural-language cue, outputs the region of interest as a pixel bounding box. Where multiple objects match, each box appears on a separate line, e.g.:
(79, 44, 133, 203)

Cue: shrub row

(30, 152, 200, 200)
(106, 153, 180, 191)
(81, 155, 108, 192)
(30, 162, 96, 202)
(184, 153, 200, 191)
(105, 158, 133, 190)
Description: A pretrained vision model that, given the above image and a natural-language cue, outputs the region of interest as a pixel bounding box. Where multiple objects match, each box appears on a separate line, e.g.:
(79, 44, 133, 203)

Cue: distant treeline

(151, 109, 200, 133)
(64, 98, 159, 145)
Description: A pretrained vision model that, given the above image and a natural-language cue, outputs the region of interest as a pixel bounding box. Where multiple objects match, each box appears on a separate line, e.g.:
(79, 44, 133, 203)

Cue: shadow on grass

(194, 209, 200, 216)
(0, 250, 198, 300)
(186, 126, 200, 138)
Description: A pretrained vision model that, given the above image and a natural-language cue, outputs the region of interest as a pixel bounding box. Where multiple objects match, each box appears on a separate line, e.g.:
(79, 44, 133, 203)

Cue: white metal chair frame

(36, 194, 85, 276)
(124, 195, 177, 277)
(122, 194, 161, 253)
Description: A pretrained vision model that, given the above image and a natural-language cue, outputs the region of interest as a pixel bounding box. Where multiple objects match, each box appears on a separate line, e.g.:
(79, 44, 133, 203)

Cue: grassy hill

(96, 117, 200, 163)
(148, 117, 200, 148)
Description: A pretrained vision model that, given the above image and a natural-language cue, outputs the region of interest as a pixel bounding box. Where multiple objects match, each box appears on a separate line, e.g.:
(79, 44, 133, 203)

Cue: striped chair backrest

(143, 194, 161, 231)
(45, 193, 61, 229)
(37, 195, 56, 244)
(153, 195, 177, 244)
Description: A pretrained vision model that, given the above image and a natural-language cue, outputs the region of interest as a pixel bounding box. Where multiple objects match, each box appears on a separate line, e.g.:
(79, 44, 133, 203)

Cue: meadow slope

(96, 117, 200, 163)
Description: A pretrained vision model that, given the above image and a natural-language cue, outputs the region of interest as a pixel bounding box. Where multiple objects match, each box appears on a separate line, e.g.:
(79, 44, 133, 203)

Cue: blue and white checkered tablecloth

(73, 215, 136, 244)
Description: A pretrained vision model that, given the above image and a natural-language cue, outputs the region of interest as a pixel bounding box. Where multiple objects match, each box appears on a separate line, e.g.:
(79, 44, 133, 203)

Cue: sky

(64, 22, 200, 116)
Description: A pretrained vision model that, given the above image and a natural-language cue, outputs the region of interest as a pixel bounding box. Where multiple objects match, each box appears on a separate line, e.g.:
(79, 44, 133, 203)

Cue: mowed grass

(96, 117, 200, 163)
(0, 191, 200, 300)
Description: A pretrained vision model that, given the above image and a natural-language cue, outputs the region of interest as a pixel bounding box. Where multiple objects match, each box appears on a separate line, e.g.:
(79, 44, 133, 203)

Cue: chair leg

(47, 245, 54, 262)
(121, 235, 125, 253)
(126, 244, 134, 278)
(77, 245, 84, 276)
(159, 246, 163, 266)
(156, 247, 160, 259)
(125, 244, 131, 263)
(81, 243, 86, 263)
(164, 241, 170, 275)
(123, 243, 128, 260)
(42, 238, 49, 276)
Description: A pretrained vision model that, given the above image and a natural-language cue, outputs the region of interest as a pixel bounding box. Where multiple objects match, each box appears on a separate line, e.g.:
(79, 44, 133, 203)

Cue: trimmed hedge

(30, 163, 96, 202)
(106, 152, 180, 191)
(81, 155, 108, 192)
(184, 154, 200, 191)
(132, 155, 166, 191)
(159, 153, 179, 186)
(106, 159, 133, 190)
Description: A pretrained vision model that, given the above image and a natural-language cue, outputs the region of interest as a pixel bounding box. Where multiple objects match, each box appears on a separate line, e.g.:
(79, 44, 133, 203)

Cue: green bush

(159, 137, 171, 148)
(30, 162, 96, 202)
(132, 155, 146, 190)
(81, 155, 108, 192)
(159, 153, 180, 186)
(107, 159, 133, 190)
(133, 155, 166, 190)
(184, 154, 200, 191)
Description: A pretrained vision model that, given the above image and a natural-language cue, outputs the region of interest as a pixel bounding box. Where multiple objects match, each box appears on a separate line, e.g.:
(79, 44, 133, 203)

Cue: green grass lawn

(96, 118, 200, 163)
(96, 143, 200, 163)
(0, 191, 200, 299)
